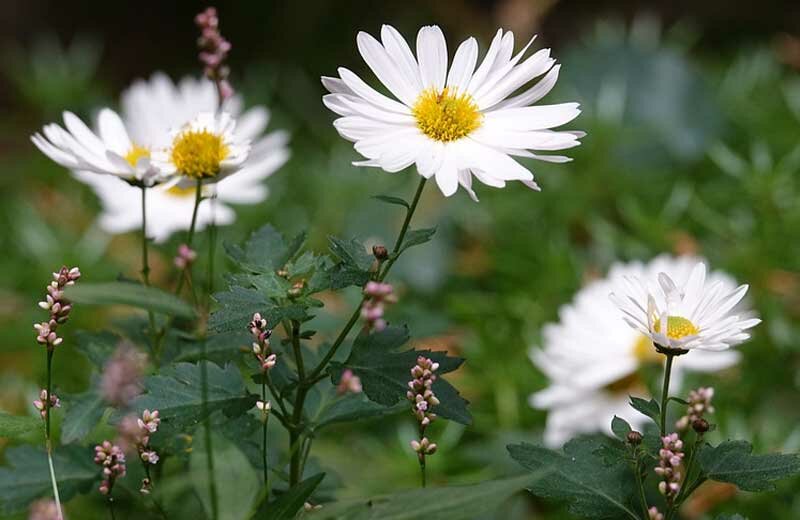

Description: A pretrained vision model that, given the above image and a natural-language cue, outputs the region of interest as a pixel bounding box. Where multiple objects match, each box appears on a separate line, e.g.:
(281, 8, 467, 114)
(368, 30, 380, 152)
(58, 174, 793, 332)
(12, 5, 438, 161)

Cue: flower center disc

(653, 316, 699, 340)
(412, 87, 481, 142)
(124, 145, 150, 168)
(170, 130, 228, 178)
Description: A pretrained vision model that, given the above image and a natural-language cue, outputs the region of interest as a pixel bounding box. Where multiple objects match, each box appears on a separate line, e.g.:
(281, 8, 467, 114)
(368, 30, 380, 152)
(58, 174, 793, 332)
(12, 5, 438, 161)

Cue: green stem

(669, 434, 704, 518)
(107, 496, 116, 520)
(206, 194, 217, 311)
(44, 348, 64, 520)
(140, 186, 158, 354)
(200, 342, 218, 519)
(289, 321, 308, 487)
(632, 457, 649, 519)
(261, 381, 270, 502)
(660, 354, 675, 437)
(174, 180, 203, 297)
(419, 456, 426, 488)
(306, 177, 427, 383)
(291, 321, 306, 379)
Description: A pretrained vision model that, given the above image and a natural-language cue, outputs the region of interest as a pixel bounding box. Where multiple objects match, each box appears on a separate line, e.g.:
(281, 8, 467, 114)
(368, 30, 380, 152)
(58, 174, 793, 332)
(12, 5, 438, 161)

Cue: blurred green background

(1, 0, 800, 518)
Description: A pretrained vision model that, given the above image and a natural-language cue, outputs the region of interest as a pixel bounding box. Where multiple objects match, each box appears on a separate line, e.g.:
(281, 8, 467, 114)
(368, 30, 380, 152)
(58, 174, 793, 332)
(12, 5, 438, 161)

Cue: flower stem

(44, 348, 64, 520)
(261, 381, 270, 502)
(289, 321, 308, 487)
(660, 353, 675, 437)
(174, 180, 203, 297)
(107, 496, 116, 520)
(200, 343, 218, 519)
(140, 186, 158, 354)
(378, 176, 427, 282)
(206, 193, 217, 311)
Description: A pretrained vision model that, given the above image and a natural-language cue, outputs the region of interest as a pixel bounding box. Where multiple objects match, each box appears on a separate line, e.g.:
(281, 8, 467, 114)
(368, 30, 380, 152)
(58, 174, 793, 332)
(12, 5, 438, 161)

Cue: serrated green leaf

(225, 224, 305, 274)
(372, 194, 410, 209)
(316, 474, 542, 519)
(65, 282, 195, 318)
(260, 473, 325, 520)
(698, 440, 800, 492)
(319, 263, 372, 290)
(126, 362, 256, 434)
(611, 416, 632, 441)
(508, 438, 639, 519)
(330, 325, 471, 425)
(398, 227, 436, 254)
(191, 429, 260, 520)
(328, 236, 374, 271)
(0, 445, 96, 514)
(629, 396, 660, 425)
(0, 412, 40, 440)
(74, 330, 121, 368)
(61, 384, 106, 444)
(248, 272, 292, 299)
(209, 286, 306, 333)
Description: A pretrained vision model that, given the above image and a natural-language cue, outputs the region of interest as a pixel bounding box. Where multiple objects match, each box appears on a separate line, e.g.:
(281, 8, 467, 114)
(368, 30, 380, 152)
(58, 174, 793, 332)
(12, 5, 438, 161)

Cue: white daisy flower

(530, 256, 752, 447)
(322, 25, 582, 200)
(152, 111, 250, 182)
(31, 109, 165, 186)
(610, 260, 760, 353)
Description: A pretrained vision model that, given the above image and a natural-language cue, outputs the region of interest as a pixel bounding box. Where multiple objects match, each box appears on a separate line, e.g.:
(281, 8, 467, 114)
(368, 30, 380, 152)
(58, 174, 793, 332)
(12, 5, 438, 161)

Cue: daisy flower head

(322, 25, 583, 200)
(31, 109, 165, 186)
(152, 111, 250, 182)
(530, 255, 750, 447)
(610, 260, 760, 354)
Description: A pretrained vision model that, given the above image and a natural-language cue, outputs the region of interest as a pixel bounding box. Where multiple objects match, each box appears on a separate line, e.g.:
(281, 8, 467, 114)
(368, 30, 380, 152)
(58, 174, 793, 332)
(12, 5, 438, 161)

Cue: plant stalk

(660, 353, 675, 437)
(261, 381, 270, 502)
(140, 186, 159, 354)
(45, 348, 64, 520)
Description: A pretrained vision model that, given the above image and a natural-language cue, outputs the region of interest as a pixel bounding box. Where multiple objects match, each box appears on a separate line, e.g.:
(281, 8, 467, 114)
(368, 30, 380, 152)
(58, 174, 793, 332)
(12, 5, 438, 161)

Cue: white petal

(446, 37, 478, 92)
(357, 31, 418, 106)
(416, 26, 448, 91)
(494, 64, 561, 109)
(380, 25, 423, 92)
(97, 109, 132, 155)
(338, 67, 412, 113)
(483, 103, 582, 131)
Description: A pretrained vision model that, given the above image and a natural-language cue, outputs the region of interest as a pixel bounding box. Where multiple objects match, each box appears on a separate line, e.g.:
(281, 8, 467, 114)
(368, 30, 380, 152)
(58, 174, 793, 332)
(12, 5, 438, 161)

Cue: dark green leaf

(328, 236, 374, 271)
(0, 445, 96, 514)
(629, 396, 660, 425)
(399, 227, 436, 253)
(65, 282, 195, 318)
(330, 325, 471, 425)
(225, 224, 305, 273)
(260, 473, 325, 520)
(126, 362, 256, 434)
(61, 385, 106, 444)
(508, 438, 639, 519)
(611, 416, 632, 441)
(0, 412, 40, 440)
(167, 331, 251, 364)
(74, 330, 120, 368)
(373, 195, 410, 209)
(209, 286, 306, 333)
(319, 263, 372, 290)
(312, 393, 406, 430)
(698, 440, 800, 492)
(316, 474, 541, 520)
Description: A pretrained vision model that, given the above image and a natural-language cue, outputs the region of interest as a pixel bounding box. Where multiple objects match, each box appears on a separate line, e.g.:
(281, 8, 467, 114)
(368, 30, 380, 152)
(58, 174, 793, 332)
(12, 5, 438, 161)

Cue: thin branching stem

(140, 186, 158, 354)
(261, 381, 270, 502)
(44, 348, 64, 520)
(660, 354, 675, 437)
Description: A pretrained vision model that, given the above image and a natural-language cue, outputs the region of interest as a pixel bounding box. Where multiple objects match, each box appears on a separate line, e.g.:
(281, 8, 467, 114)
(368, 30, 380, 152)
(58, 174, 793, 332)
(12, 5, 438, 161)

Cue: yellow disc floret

(170, 130, 228, 179)
(653, 316, 699, 340)
(412, 87, 482, 142)
(165, 185, 198, 198)
(124, 144, 150, 168)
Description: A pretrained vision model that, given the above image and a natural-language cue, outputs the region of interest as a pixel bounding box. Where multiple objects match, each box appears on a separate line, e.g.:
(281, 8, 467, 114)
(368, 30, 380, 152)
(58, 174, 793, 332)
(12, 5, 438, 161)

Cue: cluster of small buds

(34, 266, 81, 349)
(336, 369, 363, 395)
(94, 441, 127, 495)
(33, 389, 60, 420)
(288, 279, 306, 298)
(195, 7, 233, 100)
(676, 387, 715, 431)
(361, 281, 396, 331)
(174, 243, 197, 269)
(249, 313, 276, 371)
(28, 498, 64, 520)
(648, 506, 664, 520)
(407, 356, 440, 461)
(101, 343, 146, 407)
(118, 409, 161, 472)
(655, 433, 684, 502)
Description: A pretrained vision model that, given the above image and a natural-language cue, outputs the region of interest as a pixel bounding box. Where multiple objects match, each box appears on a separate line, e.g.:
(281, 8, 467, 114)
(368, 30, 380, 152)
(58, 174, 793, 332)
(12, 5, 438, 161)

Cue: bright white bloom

(322, 25, 582, 200)
(530, 256, 752, 447)
(610, 260, 760, 353)
(31, 109, 164, 186)
(152, 111, 250, 182)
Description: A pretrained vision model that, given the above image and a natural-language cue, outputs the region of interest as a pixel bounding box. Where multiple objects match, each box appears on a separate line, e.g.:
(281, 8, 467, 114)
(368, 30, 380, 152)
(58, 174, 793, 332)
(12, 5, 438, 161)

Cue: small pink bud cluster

(336, 369, 362, 395)
(101, 343, 146, 407)
(249, 313, 276, 371)
(361, 282, 396, 331)
(676, 387, 714, 431)
(407, 356, 440, 460)
(28, 498, 63, 520)
(34, 266, 81, 349)
(33, 389, 60, 420)
(648, 507, 664, 520)
(195, 7, 233, 100)
(118, 409, 161, 470)
(655, 433, 684, 502)
(174, 244, 197, 269)
(94, 441, 126, 495)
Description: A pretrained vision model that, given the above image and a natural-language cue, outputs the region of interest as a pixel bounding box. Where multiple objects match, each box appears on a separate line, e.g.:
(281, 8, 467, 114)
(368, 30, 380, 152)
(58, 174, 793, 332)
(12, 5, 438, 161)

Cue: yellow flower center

(170, 130, 228, 179)
(653, 316, 699, 340)
(605, 373, 644, 394)
(165, 185, 199, 198)
(124, 144, 150, 168)
(412, 87, 482, 142)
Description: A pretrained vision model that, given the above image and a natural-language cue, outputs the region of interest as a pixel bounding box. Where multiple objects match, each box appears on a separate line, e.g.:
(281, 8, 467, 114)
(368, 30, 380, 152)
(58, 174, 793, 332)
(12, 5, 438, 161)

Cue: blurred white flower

(322, 25, 582, 200)
(610, 260, 760, 353)
(31, 109, 165, 186)
(530, 256, 750, 448)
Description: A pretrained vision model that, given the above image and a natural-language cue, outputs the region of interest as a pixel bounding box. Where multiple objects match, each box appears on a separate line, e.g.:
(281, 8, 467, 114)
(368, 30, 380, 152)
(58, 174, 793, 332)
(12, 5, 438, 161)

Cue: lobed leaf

(629, 396, 660, 425)
(225, 224, 305, 274)
(0, 412, 40, 440)
(698, 440, 800, 492)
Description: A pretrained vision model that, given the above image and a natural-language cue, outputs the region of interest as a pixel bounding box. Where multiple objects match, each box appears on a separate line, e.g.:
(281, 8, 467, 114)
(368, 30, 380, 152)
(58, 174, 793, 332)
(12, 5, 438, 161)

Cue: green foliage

(508, 438, 639, 519)
(397, 227, 436, 254)
(209, 286, 306, 333)
(325, 235, 374, 289)
(260, 473, 325, 519)
(225, 224, 306, 274)
(628, 396, 660, 425)
(372, 194, 410, 209)
(64, 282, 195, 317)
(317, 474, 541, 519)
(127, 362, 256, 434)
(698, 440, 800, 492)
(74, 330, 120, 368)
(611, 415, 632, 440)
(330, 325, 471, 425)
(0, 445, 96, 514)
(60, 383, 106, 444)
(0, 412, 40, 440)
(305, 384, 406, 430)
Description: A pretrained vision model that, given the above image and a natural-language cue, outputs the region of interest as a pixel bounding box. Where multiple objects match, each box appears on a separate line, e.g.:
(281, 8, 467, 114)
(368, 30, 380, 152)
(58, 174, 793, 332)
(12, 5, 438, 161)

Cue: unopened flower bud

(692, 418, 710, 433)
(627, 431, 643, 445)
(372, 245, 388, 261)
